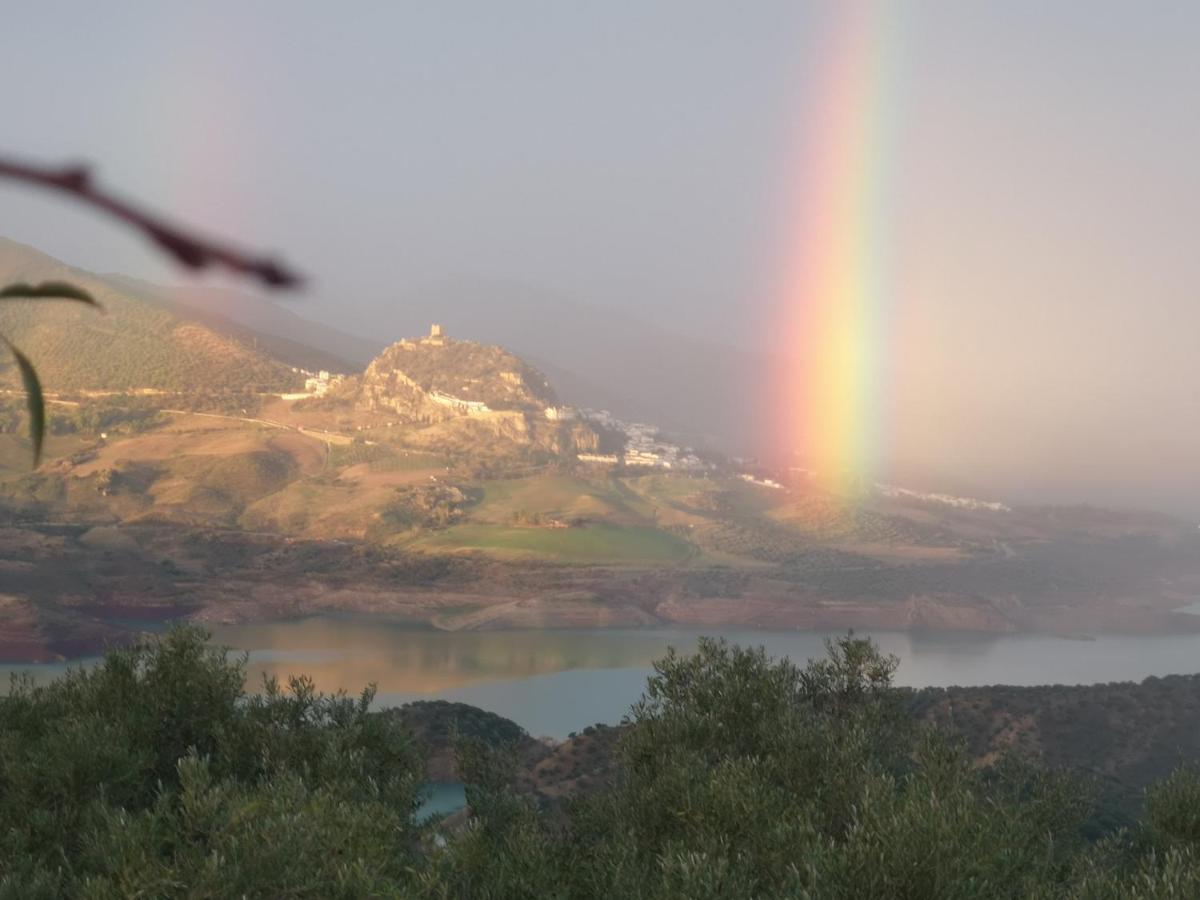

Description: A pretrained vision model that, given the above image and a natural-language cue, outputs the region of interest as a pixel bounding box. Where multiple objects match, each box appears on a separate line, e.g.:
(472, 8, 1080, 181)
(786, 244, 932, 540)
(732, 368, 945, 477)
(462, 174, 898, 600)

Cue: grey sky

(3, 2, 1199, 514)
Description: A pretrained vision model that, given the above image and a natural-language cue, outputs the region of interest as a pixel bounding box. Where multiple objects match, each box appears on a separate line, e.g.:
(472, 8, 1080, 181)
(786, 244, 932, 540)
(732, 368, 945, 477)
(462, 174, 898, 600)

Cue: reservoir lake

(5, 615, 1200, 738)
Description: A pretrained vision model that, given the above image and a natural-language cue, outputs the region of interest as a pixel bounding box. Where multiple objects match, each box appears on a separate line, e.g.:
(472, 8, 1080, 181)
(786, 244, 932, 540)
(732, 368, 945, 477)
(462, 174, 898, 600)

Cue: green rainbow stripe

(779, 3, 895, 490)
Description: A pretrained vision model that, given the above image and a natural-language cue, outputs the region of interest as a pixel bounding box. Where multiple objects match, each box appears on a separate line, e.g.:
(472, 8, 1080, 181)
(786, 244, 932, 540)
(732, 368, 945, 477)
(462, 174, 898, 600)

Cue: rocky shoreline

(2, 521, 1199, 663)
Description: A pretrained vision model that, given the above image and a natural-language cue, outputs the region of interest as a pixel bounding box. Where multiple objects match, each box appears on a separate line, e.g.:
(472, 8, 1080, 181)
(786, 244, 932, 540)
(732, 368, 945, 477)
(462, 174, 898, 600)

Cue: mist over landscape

(4, 2, 1200, 896)
(4, 2, 1199, 515)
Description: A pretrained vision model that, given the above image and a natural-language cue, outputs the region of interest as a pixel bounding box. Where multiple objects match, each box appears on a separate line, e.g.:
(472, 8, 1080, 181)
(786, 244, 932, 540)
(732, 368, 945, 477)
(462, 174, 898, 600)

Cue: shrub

(0, 626, 422, 896)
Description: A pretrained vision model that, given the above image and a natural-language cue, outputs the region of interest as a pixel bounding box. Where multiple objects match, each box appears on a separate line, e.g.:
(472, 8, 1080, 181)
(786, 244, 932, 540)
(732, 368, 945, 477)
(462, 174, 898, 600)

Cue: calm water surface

(6, 616, 1200, 738)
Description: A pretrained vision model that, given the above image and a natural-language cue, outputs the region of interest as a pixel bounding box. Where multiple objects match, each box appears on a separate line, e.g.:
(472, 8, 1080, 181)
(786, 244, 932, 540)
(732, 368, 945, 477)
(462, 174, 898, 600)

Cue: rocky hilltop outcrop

(352, 326, 600, 458)
(358, 325, 558, 421)
(354, 325, 597, 456)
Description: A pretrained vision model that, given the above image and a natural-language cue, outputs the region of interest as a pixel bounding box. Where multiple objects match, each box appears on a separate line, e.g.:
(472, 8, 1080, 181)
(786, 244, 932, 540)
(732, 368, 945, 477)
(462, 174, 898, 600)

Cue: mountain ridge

(0, 239, 774, 456)
(0, 238, 361, 392)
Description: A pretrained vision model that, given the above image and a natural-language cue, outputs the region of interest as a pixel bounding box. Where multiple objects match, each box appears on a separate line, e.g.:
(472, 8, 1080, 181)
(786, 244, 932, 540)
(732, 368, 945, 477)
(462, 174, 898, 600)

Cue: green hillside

(0, 238, 304, 392)
(413, 521, 694, 563)
(471, 475, 654, 524)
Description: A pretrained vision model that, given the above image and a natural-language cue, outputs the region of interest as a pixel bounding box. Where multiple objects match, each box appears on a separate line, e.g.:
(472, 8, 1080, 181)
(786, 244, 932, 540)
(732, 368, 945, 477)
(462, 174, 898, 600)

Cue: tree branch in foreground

(0, 157, 302, 289)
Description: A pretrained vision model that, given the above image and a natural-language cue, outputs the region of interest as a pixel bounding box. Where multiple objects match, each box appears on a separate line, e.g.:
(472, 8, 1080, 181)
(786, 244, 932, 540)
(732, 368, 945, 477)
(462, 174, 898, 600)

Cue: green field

(413, 522, 694, 563)
(472, 475, 654, 525)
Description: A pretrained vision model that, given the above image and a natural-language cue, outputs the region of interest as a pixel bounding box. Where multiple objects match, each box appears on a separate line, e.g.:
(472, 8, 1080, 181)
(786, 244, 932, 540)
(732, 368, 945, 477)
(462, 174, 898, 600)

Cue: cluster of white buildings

(282, 368, 345, 401)
(576, 452, 620, 465)
(429, 390, 490, 415)
(874, 483, 1011, 513)
(306, 370, 345, 396)
(738, 473, 785, 490)
(574, 409, 708, 471)
(621, 420, 706, 470)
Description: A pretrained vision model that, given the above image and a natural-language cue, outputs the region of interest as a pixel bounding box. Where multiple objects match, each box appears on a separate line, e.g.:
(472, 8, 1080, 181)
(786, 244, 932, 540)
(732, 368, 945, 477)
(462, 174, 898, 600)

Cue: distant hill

(360, 327, 559, 416)
(339, 328, 600, 462)
(912, 677, 1200, 832)
(355, 279, 777, 452)
(0, 238, 360, 393)
(0, 242, 771, 452)
(102, 274, 382, 370)
(406, 672, 1200, 836)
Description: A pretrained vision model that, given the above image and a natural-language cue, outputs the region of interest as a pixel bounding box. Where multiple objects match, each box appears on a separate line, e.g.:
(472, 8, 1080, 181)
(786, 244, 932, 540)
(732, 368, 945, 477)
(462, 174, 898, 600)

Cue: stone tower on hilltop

(424, 323, 446, 345)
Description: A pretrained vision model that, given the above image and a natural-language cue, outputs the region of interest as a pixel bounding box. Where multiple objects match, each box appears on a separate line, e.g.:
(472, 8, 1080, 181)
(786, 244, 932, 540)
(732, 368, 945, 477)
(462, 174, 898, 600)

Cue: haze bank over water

(8, 617, 1200, 738)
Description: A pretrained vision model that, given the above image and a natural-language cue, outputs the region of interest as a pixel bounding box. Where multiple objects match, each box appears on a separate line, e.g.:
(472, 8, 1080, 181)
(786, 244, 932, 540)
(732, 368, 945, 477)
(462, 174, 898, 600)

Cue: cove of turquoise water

(416, 782, 467, 821)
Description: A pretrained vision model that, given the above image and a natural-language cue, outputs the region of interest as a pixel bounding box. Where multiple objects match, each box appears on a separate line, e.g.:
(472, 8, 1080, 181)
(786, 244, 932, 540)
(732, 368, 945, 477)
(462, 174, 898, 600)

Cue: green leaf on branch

(0, 280, 98, 466)
(0, 281, 98, 305)
(1, 335, 46, 465)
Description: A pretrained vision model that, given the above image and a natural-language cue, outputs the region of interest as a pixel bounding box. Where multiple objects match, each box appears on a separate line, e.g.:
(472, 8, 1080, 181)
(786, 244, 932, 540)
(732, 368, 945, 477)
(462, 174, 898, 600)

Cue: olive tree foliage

(5, 627, 1200, 897)
(1058, 768, 1200, 899)
(419, 636, 1200, 900)
(0, 626, 423, 898)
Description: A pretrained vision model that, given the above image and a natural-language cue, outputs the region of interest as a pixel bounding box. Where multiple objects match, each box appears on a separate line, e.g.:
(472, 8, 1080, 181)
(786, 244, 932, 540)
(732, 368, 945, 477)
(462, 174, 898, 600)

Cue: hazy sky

(3, 2, 1199, 514)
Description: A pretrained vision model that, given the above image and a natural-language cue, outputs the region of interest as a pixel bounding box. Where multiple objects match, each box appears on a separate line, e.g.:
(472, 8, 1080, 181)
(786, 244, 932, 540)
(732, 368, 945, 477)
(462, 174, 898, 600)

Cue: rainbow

(774, 3, 895, 491)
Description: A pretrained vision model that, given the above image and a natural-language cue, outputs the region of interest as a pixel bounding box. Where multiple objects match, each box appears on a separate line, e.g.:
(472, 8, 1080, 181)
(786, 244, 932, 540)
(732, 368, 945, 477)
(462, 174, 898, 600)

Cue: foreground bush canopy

(2, 628, 1200, 897)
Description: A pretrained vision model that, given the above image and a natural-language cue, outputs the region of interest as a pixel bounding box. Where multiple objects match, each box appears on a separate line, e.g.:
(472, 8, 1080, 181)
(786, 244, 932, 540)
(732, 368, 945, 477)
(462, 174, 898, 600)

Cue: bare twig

(0, 156, 302, 289)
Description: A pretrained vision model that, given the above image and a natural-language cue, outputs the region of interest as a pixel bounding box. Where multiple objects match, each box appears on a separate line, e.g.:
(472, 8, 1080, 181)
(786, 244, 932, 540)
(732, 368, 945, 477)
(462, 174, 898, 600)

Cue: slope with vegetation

(2, 404, 1199, 638)
(6, 627, 1200, 896)
(912, 676, 1200, 833)
(0, 238, 341, 393)
(2, 237, 1199, 638)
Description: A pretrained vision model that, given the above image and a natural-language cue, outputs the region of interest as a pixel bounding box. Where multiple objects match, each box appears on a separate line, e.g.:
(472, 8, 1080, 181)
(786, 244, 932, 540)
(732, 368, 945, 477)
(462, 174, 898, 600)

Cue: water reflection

(4, 617, 1200, 738)
(209, 619, 688, 694)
